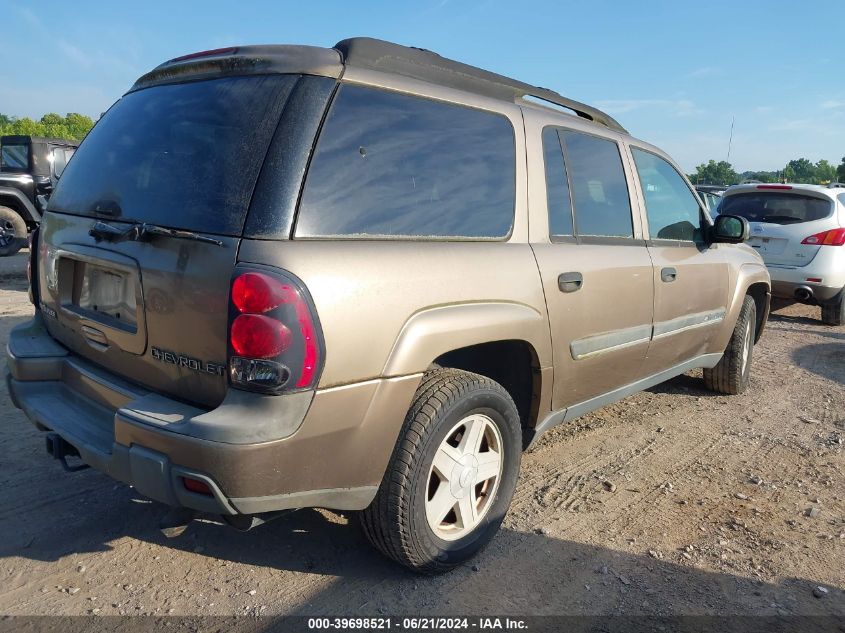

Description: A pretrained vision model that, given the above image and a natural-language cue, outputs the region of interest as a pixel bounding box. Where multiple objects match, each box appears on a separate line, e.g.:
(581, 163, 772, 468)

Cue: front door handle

(558, 272, 583, 293)
(661, 267, 678, 283)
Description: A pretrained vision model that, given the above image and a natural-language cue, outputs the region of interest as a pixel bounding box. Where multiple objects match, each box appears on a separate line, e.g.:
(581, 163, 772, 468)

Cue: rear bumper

(766, 245, 845, 303)
(767, 258, 844, 304)
(6, 315, 421, 515)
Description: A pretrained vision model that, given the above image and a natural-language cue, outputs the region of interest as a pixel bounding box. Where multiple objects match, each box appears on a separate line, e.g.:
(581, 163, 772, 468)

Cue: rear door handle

(558, 272, 583, 293)
(661, 267, 677, 283)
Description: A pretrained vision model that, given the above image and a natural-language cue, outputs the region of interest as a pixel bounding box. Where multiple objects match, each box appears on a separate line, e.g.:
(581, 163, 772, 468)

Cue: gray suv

(6, 38, 770, 573)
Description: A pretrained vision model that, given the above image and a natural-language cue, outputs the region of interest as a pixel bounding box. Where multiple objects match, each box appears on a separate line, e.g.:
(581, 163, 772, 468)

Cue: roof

(1, 135, 79, 147)
(133, 37, 626, 134)
(724, 182, 845, 199)
(334, 38, 626, 133)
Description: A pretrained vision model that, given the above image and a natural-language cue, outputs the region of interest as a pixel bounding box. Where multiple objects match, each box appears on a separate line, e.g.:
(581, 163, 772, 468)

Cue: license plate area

(73, 263, 138, 332)
(53, 246, 147, 355)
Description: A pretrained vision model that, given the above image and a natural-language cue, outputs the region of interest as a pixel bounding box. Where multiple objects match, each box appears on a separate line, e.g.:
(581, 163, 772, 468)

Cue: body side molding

(528, 352, 723, 447)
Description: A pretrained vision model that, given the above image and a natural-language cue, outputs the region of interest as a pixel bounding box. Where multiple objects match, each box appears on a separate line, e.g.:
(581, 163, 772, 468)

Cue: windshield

(719, 192, 832, 224)
(49, 75, 297, 236)
(1, 144, 29, 171)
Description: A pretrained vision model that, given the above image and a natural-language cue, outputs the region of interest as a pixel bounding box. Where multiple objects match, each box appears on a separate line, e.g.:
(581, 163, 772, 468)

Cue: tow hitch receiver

(45, 433, 90, 472)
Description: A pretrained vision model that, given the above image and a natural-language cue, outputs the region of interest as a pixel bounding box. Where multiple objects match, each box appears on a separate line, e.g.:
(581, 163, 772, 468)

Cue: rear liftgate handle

(558, 272, 583, 293)
(661, 267, 678, 283)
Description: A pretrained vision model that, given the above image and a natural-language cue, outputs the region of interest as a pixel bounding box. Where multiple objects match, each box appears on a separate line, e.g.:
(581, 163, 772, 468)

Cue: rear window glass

(295, 85, 515, 239)
(720, 192, 832, 224)
(559, 130, 633, 238)
(49, 75, 297, 235)
(542, 127, 574, 236)
(1, 144, 28, 170)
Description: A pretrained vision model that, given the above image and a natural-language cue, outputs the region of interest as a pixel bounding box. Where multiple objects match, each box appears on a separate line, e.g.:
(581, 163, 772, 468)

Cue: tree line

(0, 113, 95, 143)
(689, 158, 845, 186)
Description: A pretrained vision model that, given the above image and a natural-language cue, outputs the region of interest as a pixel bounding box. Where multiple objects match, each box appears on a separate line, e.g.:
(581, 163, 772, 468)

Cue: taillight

(228, 268, 323, 394)
(757, 184, 793, 190)
(801, 228, 845, 246)
(27, 229, 38, 305)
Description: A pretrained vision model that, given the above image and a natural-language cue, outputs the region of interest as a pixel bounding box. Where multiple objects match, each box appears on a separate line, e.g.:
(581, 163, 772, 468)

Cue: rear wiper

(89, 221, 224, 247)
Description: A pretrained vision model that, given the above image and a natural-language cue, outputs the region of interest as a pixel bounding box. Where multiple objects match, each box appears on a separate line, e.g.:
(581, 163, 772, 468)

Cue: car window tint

(542, 127, 573, 236)
(632, 148, 702, 241)
(49, 75, 296, 236)
(559, 131, 633, 238)
(1, 144, 28, 170)
(719, 192, 832, 224)
(296, 85, 515, 239)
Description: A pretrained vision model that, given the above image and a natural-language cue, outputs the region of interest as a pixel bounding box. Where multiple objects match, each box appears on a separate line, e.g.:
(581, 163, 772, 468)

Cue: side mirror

(711, 214, 749, 244)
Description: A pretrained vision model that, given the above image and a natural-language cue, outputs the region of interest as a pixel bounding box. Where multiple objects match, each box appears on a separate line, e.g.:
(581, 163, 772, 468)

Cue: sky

(1, 0, 842, 173)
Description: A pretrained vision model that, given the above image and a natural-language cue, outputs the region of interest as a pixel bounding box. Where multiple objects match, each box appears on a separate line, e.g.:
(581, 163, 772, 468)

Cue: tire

(703, 295, 756, 395)
(359, 368, 522, 574)
(0, 206, 27, 257)
(820, 292, 844, 326)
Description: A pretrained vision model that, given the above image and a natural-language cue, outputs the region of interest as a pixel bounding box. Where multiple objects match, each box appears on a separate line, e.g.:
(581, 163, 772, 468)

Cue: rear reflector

(801, 228, 845, 246)
(806, 277, 823, 283)
(757, 184, 793, 190)
(182, 477, 213, 496)
(170, 47, 237, 63)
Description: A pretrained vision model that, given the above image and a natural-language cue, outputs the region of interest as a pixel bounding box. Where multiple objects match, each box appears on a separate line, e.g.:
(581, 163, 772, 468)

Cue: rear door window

(558, 130, 633, 238)
(295, 85, 515, 239)
(48, 75, 298, 236)
(719, 192, 832, 224)
(632, 148, 704, 242)
(542, 127, 574, 237)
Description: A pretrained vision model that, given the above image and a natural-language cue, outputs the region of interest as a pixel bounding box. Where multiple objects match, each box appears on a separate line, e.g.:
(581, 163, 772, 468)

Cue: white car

(718, 182, 845, 325)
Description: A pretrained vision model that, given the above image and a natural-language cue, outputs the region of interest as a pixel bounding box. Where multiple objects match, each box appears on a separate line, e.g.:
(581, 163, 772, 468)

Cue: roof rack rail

(827, 182, 845, 189)
(334, 38, 627, 134)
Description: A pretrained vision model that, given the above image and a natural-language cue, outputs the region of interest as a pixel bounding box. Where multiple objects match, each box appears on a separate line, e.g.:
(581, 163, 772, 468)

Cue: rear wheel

(820, 292, 844, 326)
(359, 368, 521, 574)
(703, 295, 756, 395)
(0, 206, 27, 257)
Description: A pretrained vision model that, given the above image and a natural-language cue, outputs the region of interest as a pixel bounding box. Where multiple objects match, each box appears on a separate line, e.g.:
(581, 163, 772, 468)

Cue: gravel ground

(0, 253, 842, 620)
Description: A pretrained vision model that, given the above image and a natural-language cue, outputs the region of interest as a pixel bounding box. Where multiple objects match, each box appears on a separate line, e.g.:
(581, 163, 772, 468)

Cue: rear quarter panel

(236, 240, 552, 388)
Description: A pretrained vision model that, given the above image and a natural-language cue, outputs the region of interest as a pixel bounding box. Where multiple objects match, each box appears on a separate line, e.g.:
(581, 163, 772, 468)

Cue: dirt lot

(0, 251, 842, 620)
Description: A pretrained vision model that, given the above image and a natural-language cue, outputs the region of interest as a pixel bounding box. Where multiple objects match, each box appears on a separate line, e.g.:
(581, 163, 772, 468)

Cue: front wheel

(359, 368, 522, 574)
(0, 206, 27, 257)
(820, 291, 844, 326)
(703, 295, 756, 395)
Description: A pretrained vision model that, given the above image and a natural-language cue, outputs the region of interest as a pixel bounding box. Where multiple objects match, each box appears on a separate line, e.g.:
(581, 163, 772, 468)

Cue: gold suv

(6, 38, 770, 573)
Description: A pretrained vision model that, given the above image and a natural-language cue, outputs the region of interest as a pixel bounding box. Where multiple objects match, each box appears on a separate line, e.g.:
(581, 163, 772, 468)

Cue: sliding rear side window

(295, 85, 516, 239)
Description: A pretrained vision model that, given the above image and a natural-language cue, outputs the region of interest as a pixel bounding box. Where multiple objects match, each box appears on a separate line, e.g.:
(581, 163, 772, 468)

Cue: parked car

(6, 38, 770, 573)
(695, 185, 725, 218)
(0, 135, 78, 256)
(718, 182, 845, 325)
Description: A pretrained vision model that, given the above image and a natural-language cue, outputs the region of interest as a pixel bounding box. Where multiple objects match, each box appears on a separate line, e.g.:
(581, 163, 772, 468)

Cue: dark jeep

(0, 135, 78, 256)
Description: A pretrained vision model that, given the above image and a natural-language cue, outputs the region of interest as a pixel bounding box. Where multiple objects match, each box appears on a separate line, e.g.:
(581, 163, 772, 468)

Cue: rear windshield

(1, 144, 29, 171)
(49, 75, 297, 235)
(719, 192, 832, 224)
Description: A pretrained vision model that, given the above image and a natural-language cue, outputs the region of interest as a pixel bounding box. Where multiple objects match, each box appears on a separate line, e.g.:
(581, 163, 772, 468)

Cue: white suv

(718, 182, 845, 325)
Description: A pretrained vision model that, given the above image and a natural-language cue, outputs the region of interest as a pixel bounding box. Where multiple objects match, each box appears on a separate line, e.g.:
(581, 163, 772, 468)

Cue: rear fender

(0, 186, 40, 223)
(382, 302, 551, 377)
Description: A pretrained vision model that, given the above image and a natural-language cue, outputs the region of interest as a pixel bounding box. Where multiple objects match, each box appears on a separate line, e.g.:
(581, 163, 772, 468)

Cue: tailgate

(747, 221, 821, 267)
(38, 213, 235, 408)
